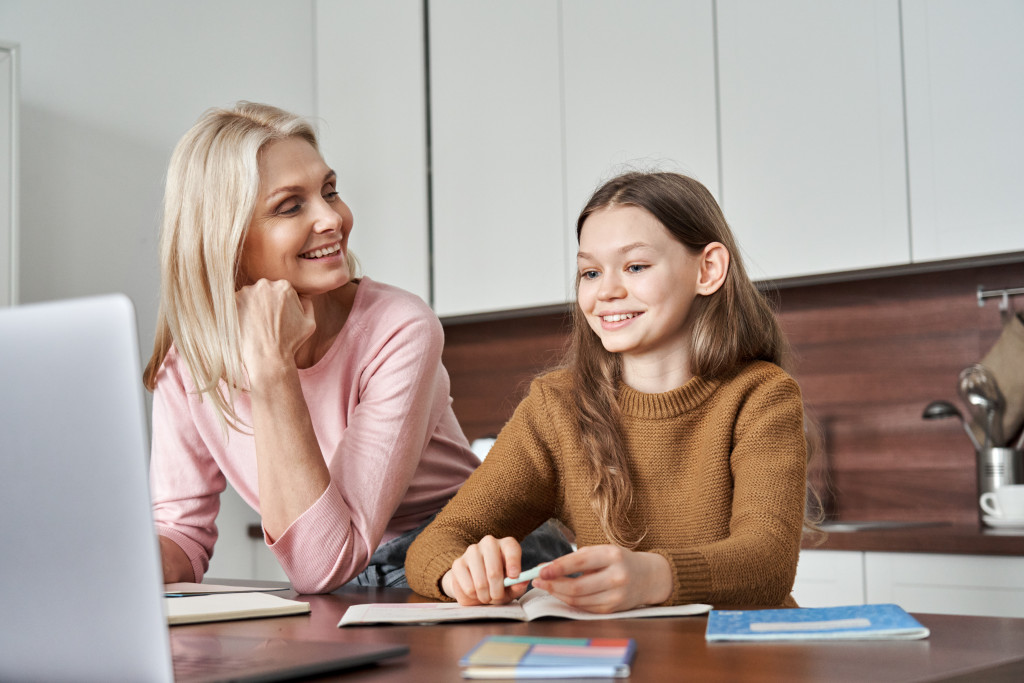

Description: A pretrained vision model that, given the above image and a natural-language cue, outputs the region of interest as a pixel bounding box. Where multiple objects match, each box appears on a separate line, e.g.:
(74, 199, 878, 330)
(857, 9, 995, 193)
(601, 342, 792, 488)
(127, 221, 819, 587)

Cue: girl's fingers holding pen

(497, 536, 523, 581)
(453, 543, 490, 604)
(480, 538, 509, 603)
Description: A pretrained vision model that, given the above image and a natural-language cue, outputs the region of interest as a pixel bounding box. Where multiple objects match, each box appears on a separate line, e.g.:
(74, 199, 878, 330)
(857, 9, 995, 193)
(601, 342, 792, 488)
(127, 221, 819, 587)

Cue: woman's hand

(441, 535, 531, 606)
(531, 545, 672, 613)
(236, 279, 315, 385)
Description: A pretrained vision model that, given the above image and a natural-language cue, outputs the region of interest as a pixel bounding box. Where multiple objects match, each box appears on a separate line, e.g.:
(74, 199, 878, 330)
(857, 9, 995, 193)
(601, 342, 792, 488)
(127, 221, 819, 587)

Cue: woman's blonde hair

(143, 101, 358, 431)
(566, 171, 792, 547)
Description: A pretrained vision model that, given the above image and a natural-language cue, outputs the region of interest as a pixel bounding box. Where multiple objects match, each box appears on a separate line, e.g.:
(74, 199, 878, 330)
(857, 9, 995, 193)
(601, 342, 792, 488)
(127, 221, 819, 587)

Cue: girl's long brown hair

(566, 172, 792, 547)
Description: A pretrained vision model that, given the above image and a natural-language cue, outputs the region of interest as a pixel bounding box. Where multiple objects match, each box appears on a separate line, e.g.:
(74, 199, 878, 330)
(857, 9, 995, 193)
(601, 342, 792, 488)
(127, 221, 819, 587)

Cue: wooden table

(172, 586, 1024, 682)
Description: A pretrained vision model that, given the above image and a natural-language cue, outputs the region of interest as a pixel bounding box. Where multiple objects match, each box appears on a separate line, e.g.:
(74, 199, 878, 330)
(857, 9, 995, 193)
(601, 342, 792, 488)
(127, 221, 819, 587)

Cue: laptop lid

(0, 294, 174, 682)
(0, 295, 408, 682)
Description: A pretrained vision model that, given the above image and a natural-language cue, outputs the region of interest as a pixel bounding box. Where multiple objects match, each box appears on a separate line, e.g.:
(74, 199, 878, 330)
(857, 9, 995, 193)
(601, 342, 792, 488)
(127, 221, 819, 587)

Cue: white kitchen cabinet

(429, 1, 720, 318)
(792, 549, 866, 607)
(716, 0, 909, 281)
(796, 549, 1024, 618)
(316, 0, 431, 303)
(428, 0, 567, 318)
(865, 552, 1024, 618)
(561, 0, 719, 281)
(902, 0, 1024, 263)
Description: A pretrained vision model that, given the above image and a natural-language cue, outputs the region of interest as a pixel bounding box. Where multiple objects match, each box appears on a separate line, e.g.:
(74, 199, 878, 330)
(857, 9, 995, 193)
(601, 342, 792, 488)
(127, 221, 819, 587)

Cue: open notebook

(0, 295, 407, 682)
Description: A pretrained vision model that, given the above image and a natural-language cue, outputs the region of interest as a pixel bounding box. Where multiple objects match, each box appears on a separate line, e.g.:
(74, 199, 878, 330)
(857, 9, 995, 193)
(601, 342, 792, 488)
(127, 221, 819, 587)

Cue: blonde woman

(144, 102, 554, 594)
(406, 171, 810, 612)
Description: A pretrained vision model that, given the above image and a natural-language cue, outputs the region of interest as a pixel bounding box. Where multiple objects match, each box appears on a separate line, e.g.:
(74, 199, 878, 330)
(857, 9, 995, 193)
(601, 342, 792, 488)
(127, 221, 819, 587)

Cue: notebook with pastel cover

(459, 635, 636, 679)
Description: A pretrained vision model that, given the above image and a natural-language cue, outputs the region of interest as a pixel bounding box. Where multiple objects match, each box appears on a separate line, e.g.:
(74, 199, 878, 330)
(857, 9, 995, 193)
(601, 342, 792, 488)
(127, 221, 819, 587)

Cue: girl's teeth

(603, 313, 636, 323)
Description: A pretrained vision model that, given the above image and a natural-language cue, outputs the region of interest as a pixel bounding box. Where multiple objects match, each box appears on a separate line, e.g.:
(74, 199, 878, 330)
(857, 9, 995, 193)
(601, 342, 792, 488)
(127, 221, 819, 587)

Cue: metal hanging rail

(977, 285, 1024, 311)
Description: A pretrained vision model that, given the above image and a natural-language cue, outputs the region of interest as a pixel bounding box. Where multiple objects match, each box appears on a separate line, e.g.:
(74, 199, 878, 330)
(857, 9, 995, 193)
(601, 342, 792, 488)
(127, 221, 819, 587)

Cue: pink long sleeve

(150, 278, 477, 592)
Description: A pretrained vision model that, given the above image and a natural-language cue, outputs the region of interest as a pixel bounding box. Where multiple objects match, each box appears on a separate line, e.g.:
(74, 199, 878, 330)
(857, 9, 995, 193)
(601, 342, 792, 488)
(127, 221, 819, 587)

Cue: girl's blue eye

(580, 270, 599, 280)
(627, 264, 648, 273)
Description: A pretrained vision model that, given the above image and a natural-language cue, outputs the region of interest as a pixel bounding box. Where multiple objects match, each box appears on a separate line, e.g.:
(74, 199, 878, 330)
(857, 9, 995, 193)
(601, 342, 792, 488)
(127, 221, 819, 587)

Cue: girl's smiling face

(240, 136, 353, 296)
(577, 204, 705, 366)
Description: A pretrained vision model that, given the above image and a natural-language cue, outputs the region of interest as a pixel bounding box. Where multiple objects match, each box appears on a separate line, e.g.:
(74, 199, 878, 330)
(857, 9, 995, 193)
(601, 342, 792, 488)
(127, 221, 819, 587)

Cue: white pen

(503, 562, 551, 587)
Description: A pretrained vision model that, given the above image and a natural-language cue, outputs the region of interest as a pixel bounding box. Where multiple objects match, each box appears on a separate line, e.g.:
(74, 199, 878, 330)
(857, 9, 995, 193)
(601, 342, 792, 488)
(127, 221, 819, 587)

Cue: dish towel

(980, 313, 1024, 447)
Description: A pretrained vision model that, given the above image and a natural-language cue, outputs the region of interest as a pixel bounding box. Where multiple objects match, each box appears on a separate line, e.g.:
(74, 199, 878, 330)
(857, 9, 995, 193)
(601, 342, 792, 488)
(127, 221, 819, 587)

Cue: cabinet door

(792, 549, 866, 607)
(429, 0, 566, 317)
(903, 0, 1024, 262)
(717, 0, 908, 281)
(561, 0, 719, 280)
(866, 552, 1024, 618)
(316, 0, 431, 303)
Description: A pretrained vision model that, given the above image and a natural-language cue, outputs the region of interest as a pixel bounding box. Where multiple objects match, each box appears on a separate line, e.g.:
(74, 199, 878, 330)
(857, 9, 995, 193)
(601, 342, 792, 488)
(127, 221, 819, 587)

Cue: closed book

(459, 636, 636, 679)
(165, 592, 310, 626)
(705, 603, 930, 641)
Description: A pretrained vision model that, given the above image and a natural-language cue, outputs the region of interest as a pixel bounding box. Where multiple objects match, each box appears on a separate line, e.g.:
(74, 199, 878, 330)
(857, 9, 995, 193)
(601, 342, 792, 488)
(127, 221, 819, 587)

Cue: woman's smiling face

(239, 136, 353, 295)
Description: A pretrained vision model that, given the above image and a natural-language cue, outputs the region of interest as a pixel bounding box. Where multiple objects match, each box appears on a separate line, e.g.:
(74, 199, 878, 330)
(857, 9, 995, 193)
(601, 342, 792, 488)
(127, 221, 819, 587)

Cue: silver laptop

(0, 294, 407, 682)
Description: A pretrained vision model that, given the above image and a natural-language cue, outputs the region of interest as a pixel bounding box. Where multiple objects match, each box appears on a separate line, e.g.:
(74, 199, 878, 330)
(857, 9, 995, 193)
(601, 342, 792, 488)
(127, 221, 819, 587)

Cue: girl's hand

(532, 545, 673, 613)
(441, 535, 531, 606)
(236, 279, 315, 381)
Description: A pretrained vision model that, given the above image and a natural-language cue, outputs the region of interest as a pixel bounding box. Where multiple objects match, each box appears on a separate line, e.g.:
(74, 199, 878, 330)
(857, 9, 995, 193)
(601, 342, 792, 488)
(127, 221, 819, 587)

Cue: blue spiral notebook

(459, 636, 636, 679)
(705, 604, 930, 642)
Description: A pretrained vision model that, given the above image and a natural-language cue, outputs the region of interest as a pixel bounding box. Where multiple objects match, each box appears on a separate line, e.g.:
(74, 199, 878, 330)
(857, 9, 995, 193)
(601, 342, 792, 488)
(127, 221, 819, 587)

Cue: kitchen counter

(803, 521, 1024, 556)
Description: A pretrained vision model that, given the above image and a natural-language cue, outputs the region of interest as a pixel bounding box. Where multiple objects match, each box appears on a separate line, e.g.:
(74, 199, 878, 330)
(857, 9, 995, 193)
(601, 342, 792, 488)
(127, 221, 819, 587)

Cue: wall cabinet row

(794, 549, 1024, 618)
(319, 0, 1024, 318)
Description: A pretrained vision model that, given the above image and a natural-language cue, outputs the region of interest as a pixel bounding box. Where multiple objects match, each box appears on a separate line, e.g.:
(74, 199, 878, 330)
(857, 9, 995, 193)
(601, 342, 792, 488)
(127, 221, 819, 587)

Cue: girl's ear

(696, 242, 729, 296)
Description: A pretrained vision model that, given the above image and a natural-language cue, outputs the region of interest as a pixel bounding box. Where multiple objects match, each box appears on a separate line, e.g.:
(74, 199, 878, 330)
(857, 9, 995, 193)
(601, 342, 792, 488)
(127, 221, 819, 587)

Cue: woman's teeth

(603, 313, 637, 323)
(300, 244, 341, 259)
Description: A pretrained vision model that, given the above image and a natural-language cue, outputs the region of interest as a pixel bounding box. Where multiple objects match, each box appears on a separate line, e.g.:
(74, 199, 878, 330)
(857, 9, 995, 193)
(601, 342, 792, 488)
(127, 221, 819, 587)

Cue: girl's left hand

(531, 545, 673, 613)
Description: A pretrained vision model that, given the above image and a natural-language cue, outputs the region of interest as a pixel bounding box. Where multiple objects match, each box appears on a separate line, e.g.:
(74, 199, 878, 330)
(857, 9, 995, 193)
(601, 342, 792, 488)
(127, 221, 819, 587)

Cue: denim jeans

(341, 516, 574, 589)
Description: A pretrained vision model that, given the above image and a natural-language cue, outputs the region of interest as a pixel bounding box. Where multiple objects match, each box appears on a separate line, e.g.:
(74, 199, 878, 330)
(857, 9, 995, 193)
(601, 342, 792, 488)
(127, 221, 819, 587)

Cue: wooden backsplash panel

(441, 261, 1024, 523)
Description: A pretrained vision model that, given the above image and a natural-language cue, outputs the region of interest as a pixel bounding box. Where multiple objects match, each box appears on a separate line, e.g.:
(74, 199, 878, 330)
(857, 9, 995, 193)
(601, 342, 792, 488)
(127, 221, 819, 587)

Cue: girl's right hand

(441, 535, 530, 606)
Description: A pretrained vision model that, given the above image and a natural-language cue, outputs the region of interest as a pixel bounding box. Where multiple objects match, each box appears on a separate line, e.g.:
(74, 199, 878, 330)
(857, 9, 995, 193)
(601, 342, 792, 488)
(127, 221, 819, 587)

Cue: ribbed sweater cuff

(651, 549, 711, 606)
(157, 526, 208, 584)
(419, 551, 464, 601)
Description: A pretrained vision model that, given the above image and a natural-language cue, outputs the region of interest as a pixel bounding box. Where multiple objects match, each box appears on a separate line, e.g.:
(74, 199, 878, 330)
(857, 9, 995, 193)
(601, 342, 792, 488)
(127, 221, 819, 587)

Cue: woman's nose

(312, 200, 344, 233)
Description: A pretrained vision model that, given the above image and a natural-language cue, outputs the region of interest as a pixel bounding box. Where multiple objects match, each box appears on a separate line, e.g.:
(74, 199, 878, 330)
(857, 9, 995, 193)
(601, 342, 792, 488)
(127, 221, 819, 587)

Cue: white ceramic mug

(980, 484, 1024, 519)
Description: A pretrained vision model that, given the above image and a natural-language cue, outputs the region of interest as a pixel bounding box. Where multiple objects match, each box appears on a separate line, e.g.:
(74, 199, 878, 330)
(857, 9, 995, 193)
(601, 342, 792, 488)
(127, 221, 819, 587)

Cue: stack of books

(459, 635, 636, 679)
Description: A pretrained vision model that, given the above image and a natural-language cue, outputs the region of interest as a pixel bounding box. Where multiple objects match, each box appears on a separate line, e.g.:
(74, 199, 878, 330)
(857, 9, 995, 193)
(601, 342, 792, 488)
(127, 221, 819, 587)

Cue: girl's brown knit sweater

(405, 360, 807, 608)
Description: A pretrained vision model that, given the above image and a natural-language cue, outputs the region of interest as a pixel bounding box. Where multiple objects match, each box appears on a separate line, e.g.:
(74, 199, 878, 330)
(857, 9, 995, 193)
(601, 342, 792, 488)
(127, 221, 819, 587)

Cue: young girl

(405, 171, 808, 612)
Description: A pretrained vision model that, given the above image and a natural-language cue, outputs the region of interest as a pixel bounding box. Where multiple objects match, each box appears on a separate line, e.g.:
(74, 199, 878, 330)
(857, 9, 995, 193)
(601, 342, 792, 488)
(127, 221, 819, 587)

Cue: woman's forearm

(248, 361, 330, 541)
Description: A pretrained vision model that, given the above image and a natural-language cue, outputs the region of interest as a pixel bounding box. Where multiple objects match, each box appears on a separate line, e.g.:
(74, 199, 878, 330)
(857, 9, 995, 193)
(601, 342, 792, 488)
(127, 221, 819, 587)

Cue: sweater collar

(617, 375, 720, 419)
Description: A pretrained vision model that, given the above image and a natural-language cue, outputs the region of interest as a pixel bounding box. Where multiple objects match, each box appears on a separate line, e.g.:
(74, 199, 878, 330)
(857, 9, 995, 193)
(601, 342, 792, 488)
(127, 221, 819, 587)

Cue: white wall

(0, 0, 321, 580)
(0, 0, 317, 355)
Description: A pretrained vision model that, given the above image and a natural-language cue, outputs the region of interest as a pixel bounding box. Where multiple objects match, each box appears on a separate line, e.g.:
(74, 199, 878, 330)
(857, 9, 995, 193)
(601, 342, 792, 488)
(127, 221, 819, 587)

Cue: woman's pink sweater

(150, 278, 478, 593)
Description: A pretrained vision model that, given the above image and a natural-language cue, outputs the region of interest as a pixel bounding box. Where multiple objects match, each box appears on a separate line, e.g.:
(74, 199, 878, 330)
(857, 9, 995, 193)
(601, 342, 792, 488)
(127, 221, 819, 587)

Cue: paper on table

(164, 582, 288, 597)
(165, 592, 310, 626)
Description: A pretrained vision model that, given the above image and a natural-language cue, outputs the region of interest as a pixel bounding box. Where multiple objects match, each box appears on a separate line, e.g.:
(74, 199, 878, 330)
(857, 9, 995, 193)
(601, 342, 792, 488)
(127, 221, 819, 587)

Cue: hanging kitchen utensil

(922, 399, 983, 451)
(958, 364, 1006, 449)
